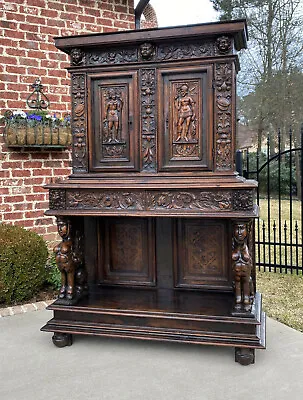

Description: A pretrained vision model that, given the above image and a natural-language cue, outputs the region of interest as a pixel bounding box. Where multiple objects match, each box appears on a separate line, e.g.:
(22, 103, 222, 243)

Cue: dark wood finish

(42, 21, 265, 364)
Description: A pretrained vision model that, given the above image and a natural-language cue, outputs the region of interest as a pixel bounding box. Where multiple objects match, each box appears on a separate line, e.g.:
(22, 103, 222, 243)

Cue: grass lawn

(257, 270, 303, 333)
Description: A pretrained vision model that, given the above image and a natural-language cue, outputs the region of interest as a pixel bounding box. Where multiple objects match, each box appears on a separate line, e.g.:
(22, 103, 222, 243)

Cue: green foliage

(45, 254, 61, 290)
(0, 224, 48, 304)
(244, 152, 297, 196)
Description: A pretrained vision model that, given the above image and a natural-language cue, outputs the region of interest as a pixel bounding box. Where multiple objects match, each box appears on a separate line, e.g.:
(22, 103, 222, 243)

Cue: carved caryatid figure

(174, 84, 195, 142)
(104, 89, 123, 142)
(232, 222, 254, 309)
(54, 217, 79, 301)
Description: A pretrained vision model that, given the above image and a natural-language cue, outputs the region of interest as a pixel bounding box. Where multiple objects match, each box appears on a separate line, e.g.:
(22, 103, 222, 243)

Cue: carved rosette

(232, 190, 254, 211)
(231, 221, 254, 311)
(141, 69, 156, 171)
(49, 189, 66, 210)
(146, 191, 232, 211)
(71, 74, 88, 173)
(215, 63, 233, 171)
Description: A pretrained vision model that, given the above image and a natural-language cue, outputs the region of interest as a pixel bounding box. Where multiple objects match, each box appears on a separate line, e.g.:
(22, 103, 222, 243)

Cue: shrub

(45, 254, 61, 290)
(0, 224, 48, 304)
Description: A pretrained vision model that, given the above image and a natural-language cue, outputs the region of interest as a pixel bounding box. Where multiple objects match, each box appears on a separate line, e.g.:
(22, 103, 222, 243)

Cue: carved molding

(215, 63, 233, 171)
(71, 74, 88, 173)
(49, 188, 256, 213)
(66, 191, 145, 211)
(49, 189, 66, 210)
(216, 36, 232, 54)
(87, 47, 138, 65)
(158, 41, 214, 61)
(141, 69, 156, 171)
(146, 191, 232, 211)
(232, 190, 254, 211)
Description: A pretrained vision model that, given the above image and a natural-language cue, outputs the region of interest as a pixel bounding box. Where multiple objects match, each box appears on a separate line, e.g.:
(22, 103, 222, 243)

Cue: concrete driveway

(0, 309, 303, 400)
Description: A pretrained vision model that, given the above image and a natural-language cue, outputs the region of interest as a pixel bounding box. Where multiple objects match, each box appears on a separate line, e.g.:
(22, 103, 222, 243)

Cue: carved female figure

(232, 222, 253, 308)
(53, 217, 76, 301)
(174, 84, 195, 141)
(104, 89, 123, 142)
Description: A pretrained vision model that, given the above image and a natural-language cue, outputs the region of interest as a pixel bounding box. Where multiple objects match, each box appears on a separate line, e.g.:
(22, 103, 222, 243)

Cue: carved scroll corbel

(231, 221, 255, 311)
(53, 216, 87, 305)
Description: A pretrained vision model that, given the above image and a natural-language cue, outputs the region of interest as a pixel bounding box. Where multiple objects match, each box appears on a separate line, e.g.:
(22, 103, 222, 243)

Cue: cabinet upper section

(54, 20, 248, 176)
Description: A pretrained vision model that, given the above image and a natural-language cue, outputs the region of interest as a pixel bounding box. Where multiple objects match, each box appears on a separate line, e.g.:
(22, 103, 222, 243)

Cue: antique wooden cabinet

(41, 20, 266, 365)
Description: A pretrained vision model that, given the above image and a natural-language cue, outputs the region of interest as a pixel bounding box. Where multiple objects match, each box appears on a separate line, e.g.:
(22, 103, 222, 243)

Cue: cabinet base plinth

(41, 288, 266, 363)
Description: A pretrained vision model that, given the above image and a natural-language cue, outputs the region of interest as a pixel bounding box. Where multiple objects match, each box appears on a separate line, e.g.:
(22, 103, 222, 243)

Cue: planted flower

(2, 110, 72, 147)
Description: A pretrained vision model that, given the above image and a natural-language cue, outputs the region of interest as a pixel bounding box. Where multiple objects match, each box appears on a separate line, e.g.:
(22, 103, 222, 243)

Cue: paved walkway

(1, 309, 303, 400)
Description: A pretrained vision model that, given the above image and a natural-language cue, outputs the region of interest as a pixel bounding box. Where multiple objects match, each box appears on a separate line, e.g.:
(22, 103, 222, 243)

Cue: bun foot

(235, 347, 255, 365)
(52, 333, 73, 348)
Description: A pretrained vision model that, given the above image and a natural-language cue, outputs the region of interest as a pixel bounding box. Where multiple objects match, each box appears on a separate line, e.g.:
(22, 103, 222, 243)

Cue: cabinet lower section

(41, 288, 265, 365)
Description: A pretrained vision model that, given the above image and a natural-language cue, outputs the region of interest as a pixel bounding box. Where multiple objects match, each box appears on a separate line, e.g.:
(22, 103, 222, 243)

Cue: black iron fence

(236, 124, 303, 274)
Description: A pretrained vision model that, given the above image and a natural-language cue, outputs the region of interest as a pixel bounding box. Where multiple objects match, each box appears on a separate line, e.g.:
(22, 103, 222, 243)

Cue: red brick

(35, 201, 49, 209)
(26, 15, 46, 25)
(0, 203, 13, 213)
(19, 23, 39, 33)
(77, 14, 95, 24)
(0, 37, 14, 47)
(9, 153, 30, 160)
(4, 29, 25, 39)
(11, 169, 31, 177)
(14, 219, 34, 228)
(4, 212, 24, 220)
(5, 12, 26, 22)
(14, 203, 33, 211)
(40, 9, 59, 18)
(23, 161, 43, 169)
(1, 161, 23, 169)
(27, 50, 47, 59)
(19, 57, 39, 67)
(0, 56, 19, 65)
(5, 65, 27, 75)
(19, 40, 39, 50)
(95, 18, 113, 27)
(25, 194, 46, 202)
(19, 6, 39, 15)
(6, 83, 29, 92)
(24, 210, 45, 219)
(7, 100, 25, 108)
(4, 195, 25, 203)
(114, 20, 130, 29)
(5, 48, 26, 57)
(102, 10, 117, 20)
(48, 2, 65, 11)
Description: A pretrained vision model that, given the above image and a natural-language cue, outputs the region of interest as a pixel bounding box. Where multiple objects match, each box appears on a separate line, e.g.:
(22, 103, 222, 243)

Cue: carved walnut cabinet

(41, 20, 266, 365)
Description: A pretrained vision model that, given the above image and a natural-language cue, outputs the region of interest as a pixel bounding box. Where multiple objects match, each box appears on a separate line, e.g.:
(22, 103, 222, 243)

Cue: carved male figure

(174, 84, 195, 141)
(53, 217, 77, 301)
(104, 89, 123, 142)
(232, 222, 253, 308)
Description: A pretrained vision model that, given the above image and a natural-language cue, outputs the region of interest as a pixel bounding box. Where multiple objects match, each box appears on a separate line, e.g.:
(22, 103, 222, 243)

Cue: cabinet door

(158, 66, 213, 172)
(88, 71, 139, 171)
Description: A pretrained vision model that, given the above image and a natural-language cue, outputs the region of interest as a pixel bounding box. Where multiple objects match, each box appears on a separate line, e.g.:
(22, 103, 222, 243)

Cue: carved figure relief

(139, 42, 155, 61)
(171, 81, 199, 158)
(53, 217, 87, 305)
(71, 74, 88, 172)
(232, 190, 254, 211)
(101, 87, 127, 159)
(232, 222, 254, 310)
(103, 88, 123, 143)
(215, 63, 233, 170)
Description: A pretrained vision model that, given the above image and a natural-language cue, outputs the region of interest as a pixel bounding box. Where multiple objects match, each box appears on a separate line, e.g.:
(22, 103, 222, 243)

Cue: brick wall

(0, 0, 134, 247)
(140, 3, 158, 29)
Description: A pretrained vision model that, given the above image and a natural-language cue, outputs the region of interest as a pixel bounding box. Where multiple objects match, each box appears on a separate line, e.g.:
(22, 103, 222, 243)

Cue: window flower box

(2, 110, 72, 149)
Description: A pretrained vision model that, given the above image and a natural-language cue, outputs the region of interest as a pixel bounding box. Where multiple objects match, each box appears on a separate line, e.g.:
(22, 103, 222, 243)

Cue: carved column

(53, 216, 87, 305)
(231, 221, 255, 311)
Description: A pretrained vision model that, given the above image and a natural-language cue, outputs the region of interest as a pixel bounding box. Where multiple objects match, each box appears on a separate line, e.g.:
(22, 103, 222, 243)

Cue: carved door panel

(88, 71, 139, 171)
(98, 217, 156, 286)
(158, 66, 213, 171)
(173, 219, 232, 290)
